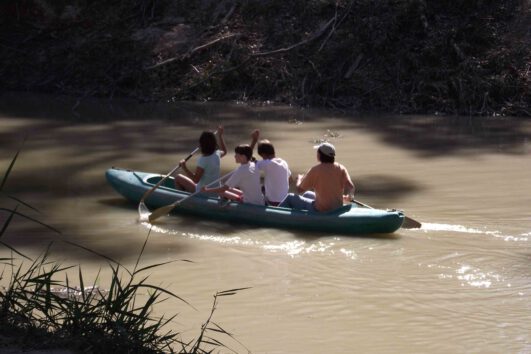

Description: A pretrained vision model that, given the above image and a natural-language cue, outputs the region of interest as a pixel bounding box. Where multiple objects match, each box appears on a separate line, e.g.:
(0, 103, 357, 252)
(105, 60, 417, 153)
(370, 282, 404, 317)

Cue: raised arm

(217, 125, 227, 157)
(250, 129, 260, 151)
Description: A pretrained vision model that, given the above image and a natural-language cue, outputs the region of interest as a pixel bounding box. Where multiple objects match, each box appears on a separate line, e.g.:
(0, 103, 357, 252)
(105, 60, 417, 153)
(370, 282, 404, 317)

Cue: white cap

(313, 142, 336, 157)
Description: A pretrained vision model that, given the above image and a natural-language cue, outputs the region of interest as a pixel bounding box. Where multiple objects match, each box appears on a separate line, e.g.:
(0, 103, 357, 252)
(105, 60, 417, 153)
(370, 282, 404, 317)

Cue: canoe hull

(105, 167, 404, 235)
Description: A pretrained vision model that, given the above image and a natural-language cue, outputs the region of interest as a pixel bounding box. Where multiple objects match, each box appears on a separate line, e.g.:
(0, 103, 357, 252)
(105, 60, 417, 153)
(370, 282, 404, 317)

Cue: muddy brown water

(1, 93, 530, 354)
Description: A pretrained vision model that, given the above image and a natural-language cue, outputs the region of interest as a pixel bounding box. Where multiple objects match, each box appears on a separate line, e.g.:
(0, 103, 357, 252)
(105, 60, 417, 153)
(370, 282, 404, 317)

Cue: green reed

(0, 148, 249, 353)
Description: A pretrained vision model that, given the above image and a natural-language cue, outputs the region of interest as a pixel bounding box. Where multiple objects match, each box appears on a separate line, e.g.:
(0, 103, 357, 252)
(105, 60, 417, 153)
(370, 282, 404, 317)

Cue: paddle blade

(148, 205, 175, 223)
(401, 216, 422, 229)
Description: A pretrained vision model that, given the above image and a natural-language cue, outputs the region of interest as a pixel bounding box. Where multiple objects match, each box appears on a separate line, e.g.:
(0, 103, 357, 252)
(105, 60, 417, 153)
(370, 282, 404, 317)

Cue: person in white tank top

(250, 130, 292, 206)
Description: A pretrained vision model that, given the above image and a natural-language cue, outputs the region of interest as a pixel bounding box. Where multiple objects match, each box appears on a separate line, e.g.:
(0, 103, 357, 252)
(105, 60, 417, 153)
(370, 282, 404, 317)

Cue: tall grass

(0, 149, 249, 353)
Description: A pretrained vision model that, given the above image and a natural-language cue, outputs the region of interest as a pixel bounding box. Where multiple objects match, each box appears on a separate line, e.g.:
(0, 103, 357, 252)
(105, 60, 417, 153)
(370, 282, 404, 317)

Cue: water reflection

(455, 264, 502, 288)
(145, 222, 351, 258)
(421, 223, 530, 242)
(1, 92, 530, 157)
(1, 93, 530, 354)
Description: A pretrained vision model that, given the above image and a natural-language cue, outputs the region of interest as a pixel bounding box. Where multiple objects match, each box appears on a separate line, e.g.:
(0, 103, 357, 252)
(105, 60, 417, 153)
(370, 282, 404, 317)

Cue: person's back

(175, 127, 227, 193)
(227, 160, 264, 205)
(279, 142, 354, 212)
(256, 157, 291, 205)
(203, 144, 265, 206)
(250, 129, 292, 205)
(196, 151, 222, 190)
(299, 162, 350, 211)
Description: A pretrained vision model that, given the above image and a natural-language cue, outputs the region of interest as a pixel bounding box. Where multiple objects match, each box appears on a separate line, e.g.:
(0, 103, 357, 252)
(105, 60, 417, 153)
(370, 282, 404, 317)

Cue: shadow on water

(0, 215, 194, 263)
(354, 174, 419, 205)
(99, 197, 133, 209)
(0, 92, 528, 258)
(1, 92, 529, 156)
(356, 114, 531, 157)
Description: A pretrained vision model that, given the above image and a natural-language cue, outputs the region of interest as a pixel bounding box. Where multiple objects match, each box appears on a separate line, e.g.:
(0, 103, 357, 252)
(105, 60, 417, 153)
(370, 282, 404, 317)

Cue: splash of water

(138, 202, 151, 222)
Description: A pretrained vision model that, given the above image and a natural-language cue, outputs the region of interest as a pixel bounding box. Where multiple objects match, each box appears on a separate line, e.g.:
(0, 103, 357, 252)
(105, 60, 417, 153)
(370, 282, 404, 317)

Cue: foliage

(0, 150, 249, 353)
(0, 0, 528, 115)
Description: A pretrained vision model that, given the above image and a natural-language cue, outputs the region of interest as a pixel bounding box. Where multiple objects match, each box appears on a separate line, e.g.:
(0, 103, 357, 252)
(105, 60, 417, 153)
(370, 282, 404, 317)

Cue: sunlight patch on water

(431, 263, 505, 288)
(143, 222, 260, 246)
(142, 222, 354, 258)
(456, 264, 502, 288)
(419, 223, 529, 241)
(339, 248, 359, 260)
(185, 233, 259, 246)
(262, 240, 307, 256)
(260, 240, 342, 257)
(421, 222, 493, 233)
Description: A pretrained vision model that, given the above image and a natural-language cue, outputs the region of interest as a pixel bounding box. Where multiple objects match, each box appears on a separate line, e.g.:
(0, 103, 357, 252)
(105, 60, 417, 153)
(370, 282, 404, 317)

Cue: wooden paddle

(351, 199, 421, 229)
(138, 129, 219, 218)
(137, 147, 199, 217)
(145, 170, 234, 223)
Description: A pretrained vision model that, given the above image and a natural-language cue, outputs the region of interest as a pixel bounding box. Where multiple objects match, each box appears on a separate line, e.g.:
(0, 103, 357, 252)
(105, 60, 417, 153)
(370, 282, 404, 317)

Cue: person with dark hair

(249, 129, 292, 206)
(279, 142, 354, 212)
(174, 126, 227, 193)
(202, 144, 264, 205)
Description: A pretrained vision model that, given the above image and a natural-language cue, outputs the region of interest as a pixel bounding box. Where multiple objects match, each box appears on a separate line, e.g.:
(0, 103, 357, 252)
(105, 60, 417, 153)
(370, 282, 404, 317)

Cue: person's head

(199, 131, 217, 155)
(314, 142, 335, 163)
(234, 144, 254, 163)
(257, 139, 275, 159)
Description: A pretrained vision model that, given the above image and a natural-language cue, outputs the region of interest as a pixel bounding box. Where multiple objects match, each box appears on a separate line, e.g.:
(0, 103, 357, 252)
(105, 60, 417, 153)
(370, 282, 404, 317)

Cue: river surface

(0, 93, 530, 354)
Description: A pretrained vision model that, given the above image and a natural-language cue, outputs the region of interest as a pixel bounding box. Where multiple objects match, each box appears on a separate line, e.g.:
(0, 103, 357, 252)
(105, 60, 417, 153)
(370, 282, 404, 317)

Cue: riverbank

(0, 0, 529, 116)
(0, 149, 246, 354)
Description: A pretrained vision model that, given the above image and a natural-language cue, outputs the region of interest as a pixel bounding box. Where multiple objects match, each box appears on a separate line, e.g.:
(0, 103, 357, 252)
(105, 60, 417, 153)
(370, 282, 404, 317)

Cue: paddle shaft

(139, 129, 220, 205)
(351, 199, 372, 209)
(148, 170, 234, 222)
(351, 199, 421, 229)
(140, 148, 199, 204)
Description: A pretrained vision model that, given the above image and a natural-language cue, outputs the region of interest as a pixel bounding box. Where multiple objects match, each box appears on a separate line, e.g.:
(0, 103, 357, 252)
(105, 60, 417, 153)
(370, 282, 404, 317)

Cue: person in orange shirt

(279, 142, 354, 212)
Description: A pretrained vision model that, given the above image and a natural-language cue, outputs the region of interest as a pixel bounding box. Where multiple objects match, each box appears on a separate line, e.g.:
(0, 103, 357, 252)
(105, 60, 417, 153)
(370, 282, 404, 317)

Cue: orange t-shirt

(299, 162, 353, 212)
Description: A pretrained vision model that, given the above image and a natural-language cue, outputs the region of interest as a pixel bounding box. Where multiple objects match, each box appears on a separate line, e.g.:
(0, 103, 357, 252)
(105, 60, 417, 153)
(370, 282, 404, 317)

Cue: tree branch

(145, 33, 242, 71)
(250, 16, 336, 57)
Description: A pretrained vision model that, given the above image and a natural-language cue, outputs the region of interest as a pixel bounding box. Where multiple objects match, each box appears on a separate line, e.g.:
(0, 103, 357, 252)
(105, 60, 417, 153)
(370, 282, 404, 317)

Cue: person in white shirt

(250, 130, 292, 206)
(202, 144, 265, 205)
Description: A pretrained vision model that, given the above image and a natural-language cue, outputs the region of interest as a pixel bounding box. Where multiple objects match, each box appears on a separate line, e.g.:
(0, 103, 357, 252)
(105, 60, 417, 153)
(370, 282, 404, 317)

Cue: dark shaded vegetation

(0, 151, 250, 353)
(0, 0, 529, 116)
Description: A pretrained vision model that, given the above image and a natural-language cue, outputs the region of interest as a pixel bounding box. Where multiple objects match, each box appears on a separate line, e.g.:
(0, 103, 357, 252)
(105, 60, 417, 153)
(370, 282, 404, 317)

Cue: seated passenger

(174, 126, 227, 192)
(202, 144, 265, 205)
(279, 142, 354, 212)
(250, 129, 292, 206)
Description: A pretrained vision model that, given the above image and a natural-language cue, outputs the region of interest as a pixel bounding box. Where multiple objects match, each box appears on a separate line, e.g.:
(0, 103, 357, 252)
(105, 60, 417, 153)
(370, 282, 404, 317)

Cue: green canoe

(105, 167, 404, 235)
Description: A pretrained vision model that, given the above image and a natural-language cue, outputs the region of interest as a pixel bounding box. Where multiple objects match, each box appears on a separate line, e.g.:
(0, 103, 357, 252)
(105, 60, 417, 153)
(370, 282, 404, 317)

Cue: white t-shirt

(256, 158, 291, 203)
(225, 162, 265, 205)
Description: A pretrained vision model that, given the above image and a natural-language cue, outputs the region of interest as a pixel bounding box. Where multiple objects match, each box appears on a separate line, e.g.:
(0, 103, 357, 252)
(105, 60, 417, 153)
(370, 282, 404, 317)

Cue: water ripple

(418, 222, 529, 241)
